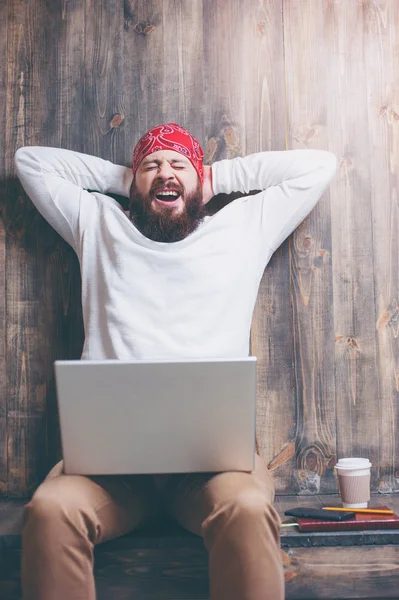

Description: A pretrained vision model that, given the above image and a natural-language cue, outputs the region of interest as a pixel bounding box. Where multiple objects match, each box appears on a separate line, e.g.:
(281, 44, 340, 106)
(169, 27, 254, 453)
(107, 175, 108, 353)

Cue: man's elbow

(14, 146, 42, 179)
(14, 146, 31, 172)
(14, 146, 26, 169)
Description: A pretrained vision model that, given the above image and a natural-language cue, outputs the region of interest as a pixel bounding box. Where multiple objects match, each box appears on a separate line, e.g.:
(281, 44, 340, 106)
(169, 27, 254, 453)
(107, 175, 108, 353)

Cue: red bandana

(132, 123, 204, 184)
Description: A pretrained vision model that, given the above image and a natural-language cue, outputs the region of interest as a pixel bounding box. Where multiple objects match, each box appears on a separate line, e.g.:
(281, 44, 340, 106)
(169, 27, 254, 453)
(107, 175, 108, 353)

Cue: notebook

(292, 506, 399, 532)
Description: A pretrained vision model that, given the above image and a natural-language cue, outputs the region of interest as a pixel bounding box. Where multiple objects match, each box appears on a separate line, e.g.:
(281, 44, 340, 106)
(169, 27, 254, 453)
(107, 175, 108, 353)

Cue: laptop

(54, 357, 257, 475)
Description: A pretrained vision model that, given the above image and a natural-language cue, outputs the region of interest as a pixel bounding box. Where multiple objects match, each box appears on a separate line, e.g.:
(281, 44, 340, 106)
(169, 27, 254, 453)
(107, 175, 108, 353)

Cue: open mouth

(154, 189, 181, 206)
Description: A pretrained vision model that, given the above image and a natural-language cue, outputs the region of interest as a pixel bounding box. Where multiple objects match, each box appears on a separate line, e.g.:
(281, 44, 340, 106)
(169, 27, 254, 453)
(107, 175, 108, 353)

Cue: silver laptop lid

(55, 357, 256, 475)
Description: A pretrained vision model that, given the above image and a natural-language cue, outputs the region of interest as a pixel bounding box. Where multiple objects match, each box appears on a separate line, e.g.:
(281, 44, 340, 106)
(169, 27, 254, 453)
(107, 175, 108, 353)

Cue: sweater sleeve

(14, 146, 133, 250)
(211, 149, 337, 253)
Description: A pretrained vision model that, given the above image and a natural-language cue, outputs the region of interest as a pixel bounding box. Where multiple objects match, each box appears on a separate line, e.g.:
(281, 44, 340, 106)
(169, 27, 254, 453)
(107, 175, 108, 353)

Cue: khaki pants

(21, 455, 284, 600)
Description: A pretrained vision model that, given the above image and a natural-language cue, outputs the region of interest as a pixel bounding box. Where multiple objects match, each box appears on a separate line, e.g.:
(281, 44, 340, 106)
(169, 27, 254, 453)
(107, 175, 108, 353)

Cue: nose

(158, 161, 174, 180)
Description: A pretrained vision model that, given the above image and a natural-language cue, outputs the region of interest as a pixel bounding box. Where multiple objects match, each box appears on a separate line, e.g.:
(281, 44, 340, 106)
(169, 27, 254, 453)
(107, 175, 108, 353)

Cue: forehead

(141, 149, 192, 165)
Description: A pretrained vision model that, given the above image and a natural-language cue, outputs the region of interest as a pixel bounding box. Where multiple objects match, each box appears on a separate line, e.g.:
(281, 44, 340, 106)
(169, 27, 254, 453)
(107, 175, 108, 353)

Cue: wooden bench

(1, 494, 399, 599)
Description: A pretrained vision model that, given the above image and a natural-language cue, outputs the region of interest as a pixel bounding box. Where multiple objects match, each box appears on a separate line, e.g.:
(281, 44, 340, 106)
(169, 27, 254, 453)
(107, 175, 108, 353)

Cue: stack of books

(283, 506, 399, 532)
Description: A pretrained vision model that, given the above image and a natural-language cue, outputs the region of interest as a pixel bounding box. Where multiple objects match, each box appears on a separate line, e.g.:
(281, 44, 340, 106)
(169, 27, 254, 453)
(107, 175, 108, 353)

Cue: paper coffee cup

(335, 458, 371, 508)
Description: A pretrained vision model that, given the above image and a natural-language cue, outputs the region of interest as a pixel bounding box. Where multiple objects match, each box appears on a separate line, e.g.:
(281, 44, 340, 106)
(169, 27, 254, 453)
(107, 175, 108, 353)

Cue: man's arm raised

(210, 149, 337, 252)
(14, 147, 133, 250)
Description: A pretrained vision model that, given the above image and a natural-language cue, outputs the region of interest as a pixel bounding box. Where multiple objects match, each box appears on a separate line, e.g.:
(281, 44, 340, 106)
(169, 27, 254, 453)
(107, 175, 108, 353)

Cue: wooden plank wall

(0, 0, 398, 496)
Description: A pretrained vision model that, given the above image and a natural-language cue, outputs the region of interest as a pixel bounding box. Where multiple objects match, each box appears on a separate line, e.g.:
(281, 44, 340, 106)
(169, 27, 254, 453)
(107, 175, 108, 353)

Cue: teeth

(158, 191, 178, 196)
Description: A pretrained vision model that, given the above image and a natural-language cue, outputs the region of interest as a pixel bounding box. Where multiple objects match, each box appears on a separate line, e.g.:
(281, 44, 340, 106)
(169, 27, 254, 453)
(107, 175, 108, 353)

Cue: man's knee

(23, 477, 93, 535)
(202, 488, 281, 542)
(231, 489, 280, 532)
(233, 489, 271, 513)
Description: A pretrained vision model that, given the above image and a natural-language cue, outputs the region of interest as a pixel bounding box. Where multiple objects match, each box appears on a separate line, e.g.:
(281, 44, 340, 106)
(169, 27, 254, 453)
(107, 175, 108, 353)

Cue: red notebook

(294, 506, 399, 532)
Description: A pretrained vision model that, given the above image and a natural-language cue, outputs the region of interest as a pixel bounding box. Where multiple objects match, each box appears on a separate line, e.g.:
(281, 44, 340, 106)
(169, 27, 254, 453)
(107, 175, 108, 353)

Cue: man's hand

(202, 165, 214, 205)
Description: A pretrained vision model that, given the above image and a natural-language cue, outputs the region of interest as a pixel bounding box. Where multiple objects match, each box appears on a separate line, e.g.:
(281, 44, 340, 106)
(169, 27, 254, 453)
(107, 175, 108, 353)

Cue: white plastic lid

(335, 457, 372, 470)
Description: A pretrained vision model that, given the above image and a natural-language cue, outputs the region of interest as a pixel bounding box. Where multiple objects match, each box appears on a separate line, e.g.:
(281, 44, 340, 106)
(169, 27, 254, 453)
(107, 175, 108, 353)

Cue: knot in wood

(134, 22, 155, 36)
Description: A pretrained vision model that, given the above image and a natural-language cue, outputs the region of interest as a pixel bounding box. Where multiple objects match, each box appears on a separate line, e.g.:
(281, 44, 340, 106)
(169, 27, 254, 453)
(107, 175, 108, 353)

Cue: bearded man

(15, 123, 337, 600)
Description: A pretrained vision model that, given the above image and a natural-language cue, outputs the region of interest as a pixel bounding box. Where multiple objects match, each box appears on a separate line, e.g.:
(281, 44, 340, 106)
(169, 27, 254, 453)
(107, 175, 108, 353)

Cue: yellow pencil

(323, 507, 393, 515)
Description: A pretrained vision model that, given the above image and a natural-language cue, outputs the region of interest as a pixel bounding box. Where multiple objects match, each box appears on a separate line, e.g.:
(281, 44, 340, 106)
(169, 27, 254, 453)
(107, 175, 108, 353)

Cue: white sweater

(14, 147, 337, 361)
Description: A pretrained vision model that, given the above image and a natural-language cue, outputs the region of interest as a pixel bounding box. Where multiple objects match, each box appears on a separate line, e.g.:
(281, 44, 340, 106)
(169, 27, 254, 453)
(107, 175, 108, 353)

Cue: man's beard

(129, 179, 207, 243)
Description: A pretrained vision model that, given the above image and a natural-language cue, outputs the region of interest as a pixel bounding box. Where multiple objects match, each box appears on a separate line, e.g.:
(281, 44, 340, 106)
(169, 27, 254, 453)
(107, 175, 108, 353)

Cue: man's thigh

(30, 460, 160, 543)
(162, 454, 276, 536)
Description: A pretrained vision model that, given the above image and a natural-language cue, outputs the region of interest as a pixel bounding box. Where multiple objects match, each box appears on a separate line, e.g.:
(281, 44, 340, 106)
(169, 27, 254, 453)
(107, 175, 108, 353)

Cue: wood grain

(282, 544, 399, 599)
(4, 0, 85, 493)
(1, 0, 399, 497)
(202, 1, 291, 485)
(45, 0, 86, 470)
(0, 0, 8, 494)
(364, 0, 399, 493)
(123, 0, 166, 148)
(2, 495, 399, 599)
(123, 0, 204, 162)
(325, 0, 381, 491)
(85, 0, 125, 164)
(244, 0, 296, 490)
(202, 0, 255, 221)
(3, 542, 399, 600)
(283, 0, 336, 493)
(5, 0, 57, 495)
